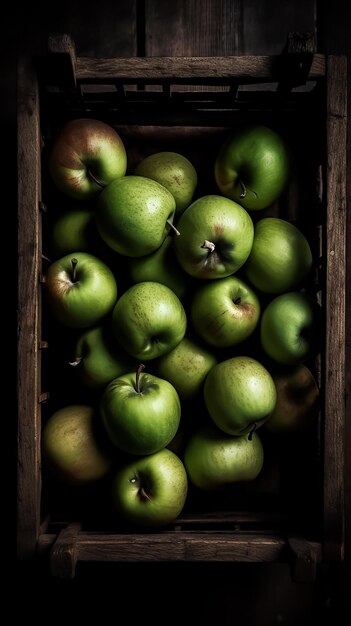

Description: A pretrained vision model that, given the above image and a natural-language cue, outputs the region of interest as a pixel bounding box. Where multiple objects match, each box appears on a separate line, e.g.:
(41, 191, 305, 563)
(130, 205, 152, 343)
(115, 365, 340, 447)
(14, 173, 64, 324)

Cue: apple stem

(239, 179, 247, 199)
(71, 258, 78, 283)
(166, 219, 180, 236)
(135, 363, 145, 393)
(248, 423, 257, 441)
(87, 169, 105, 188)
(139, 486, 152, 502)
(201, 240, 216, 253)
(68, 356, 83, 367)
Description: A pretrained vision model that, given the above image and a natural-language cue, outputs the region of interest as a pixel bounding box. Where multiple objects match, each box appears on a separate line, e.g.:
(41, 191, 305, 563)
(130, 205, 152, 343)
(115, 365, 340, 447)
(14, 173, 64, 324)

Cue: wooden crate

(17, 34, 347, 579)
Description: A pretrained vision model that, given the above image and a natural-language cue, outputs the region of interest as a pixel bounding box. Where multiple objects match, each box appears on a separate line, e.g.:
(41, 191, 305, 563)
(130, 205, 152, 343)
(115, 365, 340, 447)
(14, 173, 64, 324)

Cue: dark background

(10, 0, 350, 623)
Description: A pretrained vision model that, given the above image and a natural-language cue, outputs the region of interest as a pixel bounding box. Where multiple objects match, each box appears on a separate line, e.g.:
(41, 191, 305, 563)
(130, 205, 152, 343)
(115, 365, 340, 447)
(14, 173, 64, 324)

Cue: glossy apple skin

(100, 370, 181, 455)
(184, 425, 264, 490)
(49, 118, 127, 200)
(111, 448, 188, 527)
(204, 356, 277, 436)
(134, 151, 198, 217)
(264, 364, 320, 433)
(42, 405, 112, 485)
(244, 217, 313, 294)
(127, 236, 189, 301)
(70, 324, 135, 391)
(174, 195, 254, 279)
(111, 281, 187, 361)
(260, 292, 320, 365)
(214, 125, 291, 210)
(191, 275, 260, 348)
(153, 336, 217, 401)
(96, 175, 176, 257)
(46, 252, 117, 328)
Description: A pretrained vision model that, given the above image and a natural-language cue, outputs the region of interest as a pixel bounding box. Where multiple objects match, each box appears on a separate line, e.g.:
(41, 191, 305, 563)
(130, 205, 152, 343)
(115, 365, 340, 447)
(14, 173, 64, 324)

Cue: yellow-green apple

(96, 175, 177, 257)
(174, 195, 254, 279)
(153, 335, 217, 401)
(49, 207, 108, 259)
(69, 324, 135, 391)
(184, 424, 264, 490)
(214, 124, 291, 210)
(264, 364, 320, 433)
(48, 118, 127, 200)
(190, 275, 260, 348)
(46, 252, 117, 328)
(100, 364, 181, 455)
(134, 151, 198, 217)
(126, 235, 190, 301)
(244, 217, 313, 293)
(111, 281, 187, 360)
(111, 448, 188, 527)
(260, 292, 321, 365)
(204, 356, 277, 436)
(42, 404, 112, 485)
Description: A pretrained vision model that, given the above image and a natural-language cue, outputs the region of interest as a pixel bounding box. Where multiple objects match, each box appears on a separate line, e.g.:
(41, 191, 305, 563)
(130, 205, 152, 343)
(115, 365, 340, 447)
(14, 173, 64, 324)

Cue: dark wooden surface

(11, 0, 351, 622)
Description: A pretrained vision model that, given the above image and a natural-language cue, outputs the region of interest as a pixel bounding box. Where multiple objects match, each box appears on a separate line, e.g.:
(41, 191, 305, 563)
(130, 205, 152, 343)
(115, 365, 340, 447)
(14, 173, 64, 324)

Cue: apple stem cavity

(139, 486, 152, 502)
(71, 258, 78, 283)
(87, 169, 105, 188)
(68, 356, 83, 367)
(135, 363, 145, 393)
(239, 179, 247, 199)
(166, 219, 180, 236)
(248, 423, 257, 441)
(201, 240, 216, 253)
(234, 297, 241, 305)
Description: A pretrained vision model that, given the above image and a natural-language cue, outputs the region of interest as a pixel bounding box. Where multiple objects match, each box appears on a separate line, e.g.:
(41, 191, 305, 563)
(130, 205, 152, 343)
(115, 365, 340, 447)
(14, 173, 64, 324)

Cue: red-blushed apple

(264, 364, 320, 433)
(46, 252, 117, 328)
(42, 405, 113, 485)
(111, 448, 188, 527)
(49, 118, 127, 200)
(100, 364, 181, 456)
(244, 217, 313, 294)
(214, 124, 291, 210)
(174, 195, 254, 279)
(204, 356, 277, 436)
(111, 281, 187, 361)
(190, 275, 260, 348)
(184, 424, 264, 490)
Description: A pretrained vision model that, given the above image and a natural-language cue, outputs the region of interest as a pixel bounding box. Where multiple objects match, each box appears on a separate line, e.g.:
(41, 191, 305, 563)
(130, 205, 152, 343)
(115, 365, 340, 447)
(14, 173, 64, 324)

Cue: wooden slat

(17, 57, 42, 559)
(75, 54, 325, 82)
(324, 55, 347, 561)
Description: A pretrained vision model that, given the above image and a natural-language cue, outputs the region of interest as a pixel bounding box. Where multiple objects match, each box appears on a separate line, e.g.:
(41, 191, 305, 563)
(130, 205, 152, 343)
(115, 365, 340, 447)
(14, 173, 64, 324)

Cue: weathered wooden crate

(17, 34, 347, 579)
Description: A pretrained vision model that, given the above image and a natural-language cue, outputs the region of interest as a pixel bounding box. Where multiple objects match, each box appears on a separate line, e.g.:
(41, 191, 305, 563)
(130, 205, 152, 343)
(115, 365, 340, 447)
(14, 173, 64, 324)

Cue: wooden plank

(324, 55, 347, 561)
(144, 0, 243, 56)
(17, 56, 42, 559)
(75, 54, 325, 82)
(50, 523, 81, 579)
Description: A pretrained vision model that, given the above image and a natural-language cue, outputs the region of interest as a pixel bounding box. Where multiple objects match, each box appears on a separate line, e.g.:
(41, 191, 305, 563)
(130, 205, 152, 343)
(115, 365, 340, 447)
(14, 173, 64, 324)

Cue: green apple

(174, 195, 254, 279)
(96, 175, 177, 257)
(42, 404, 112, 485)
(134, 151, 198, 217)
(126, 235, 189, 301)
(100, 364, 181, 455)
(204, 356, 277, 436)
(111, 448, 188, 527)
(69, 324, 135, 391)
(49, 207, 104, 259)
(49, 118, 127, 200)
(153, 335, 217, 401)
(214, 124, 291, 210)
(111, 281, 187, 360)
(244, 217, 313, 293)
(184, 425, 264, 490)
(190, 275, 260, 348)
(46, 252, 117, 328)
(264, 364, 320, 433)
(260, 292, 321, 365)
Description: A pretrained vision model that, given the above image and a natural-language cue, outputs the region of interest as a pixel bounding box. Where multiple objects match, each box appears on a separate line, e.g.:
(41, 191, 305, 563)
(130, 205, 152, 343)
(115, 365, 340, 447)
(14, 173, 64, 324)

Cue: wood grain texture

(50, 523, 81, 579)
(75, 53, 325, 81)
(324, 55, 347, 561)
(17, 57, 42, 559)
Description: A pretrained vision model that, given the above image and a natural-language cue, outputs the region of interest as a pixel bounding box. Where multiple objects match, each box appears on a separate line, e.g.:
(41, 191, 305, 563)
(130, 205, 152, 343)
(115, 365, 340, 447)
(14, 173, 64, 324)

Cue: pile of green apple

(42, 118, 321, 528)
